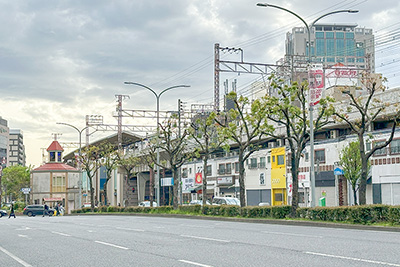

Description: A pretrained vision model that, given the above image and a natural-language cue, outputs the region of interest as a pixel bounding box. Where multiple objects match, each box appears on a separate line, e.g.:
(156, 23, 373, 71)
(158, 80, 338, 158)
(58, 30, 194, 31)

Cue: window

(52, 175, 66, 192)
(235, 162, 239, 173)
(272, 156, 275, 163)
(275, 193, 283, 201)
(218, 164, 225, 175)
(374, 141, 387, 156)
(390, 139, 400, 154)
(315, 149, 326, 163)
(206, 165, 212, 176)
(277, 155, 285, 165)
(336, 32, 344, 39)
(182, 168, 188, 178)
(259, 173, 265, 185)
(259, 157, 266, 168)
(267, 156, 271, 163)
(49, 152, 56, 162)
(250, 158, 257, 169)
(315, 32, 324, 39)
(226, 163, 232, 174)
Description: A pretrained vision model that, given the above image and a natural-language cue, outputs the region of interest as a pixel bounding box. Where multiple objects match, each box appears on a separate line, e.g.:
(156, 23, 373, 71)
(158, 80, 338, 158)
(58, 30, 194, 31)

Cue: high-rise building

(9, 129, 26, 166)
(0, 116, 9, 168)
(285, 23, 375, 73)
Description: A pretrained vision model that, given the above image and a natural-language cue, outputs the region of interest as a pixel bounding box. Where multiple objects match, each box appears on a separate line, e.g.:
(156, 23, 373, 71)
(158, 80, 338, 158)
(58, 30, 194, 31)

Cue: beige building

(31, 140, 80, 214)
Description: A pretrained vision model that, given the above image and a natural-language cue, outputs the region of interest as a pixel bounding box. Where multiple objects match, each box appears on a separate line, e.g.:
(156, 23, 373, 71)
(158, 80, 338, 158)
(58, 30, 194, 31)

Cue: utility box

(319, 197, 326, 207)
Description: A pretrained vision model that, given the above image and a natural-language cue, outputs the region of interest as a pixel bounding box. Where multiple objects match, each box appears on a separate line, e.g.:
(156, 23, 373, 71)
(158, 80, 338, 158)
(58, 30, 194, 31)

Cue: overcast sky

(1, 0, 399, 167)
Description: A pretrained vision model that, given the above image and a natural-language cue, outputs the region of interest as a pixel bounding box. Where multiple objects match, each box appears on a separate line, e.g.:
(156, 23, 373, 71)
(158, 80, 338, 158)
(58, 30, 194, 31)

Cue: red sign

(197, 189, 203, 194)
(195, 173, 202, 184)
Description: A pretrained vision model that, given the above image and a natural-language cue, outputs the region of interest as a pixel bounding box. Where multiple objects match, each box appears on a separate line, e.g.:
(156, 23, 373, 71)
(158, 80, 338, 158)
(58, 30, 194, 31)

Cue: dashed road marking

(116, 227, 145, 232)
(181, 235, 230, 243)
(179, 259, 213, 267)
(263, 231, 323, 238)
(51, 231, 71, 237)
(305, 251, 400, 266)
(0, 245, 32, 267)
(94, 241, 129, 250)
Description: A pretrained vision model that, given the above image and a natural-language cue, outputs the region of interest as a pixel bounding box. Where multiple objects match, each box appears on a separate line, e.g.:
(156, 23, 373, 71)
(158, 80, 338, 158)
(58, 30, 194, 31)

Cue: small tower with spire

(47, 133, 64, 163)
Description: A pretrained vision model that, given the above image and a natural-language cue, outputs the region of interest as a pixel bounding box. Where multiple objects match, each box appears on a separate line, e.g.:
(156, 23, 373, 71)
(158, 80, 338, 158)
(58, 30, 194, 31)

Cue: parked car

(0, 209, 7, 217)
(212, 197, 240, 206)
(138, 201, 158, 207)
(258, 202, 270, 206)
(23, 205, 55, 217)
(189, 200, 211, 206)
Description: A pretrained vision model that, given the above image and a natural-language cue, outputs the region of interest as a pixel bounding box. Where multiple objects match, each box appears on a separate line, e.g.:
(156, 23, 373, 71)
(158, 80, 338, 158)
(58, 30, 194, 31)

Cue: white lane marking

(263, 231, 323, 238)
(179, 259, 213, 267)
(87, 230, 95, 233)
(181, 235, 230, 243)
(0, 245, 32, 267)
(305, 251, 400, 266)
(51, 231, 71, 237)
(16, 227, 31, 231)
(18, 234, 31, 239)
(94, 241, 129, 250)
(155, 226, 165, 229)
(116, 227, 145, 232)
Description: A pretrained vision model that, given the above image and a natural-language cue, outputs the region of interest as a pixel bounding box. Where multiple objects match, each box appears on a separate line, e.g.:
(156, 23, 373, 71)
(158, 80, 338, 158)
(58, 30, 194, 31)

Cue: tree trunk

(202, 157, 208, 206)
(353, 188, 358, 205)
(103, 181, 108, 206)
(150, 168, 154, 207)
(172, 166, 179, 209)
(358, 133, 367, 205)
(238, 150, 246, 207)
(89, 176, 95, 211)
(290, 150, 300, 217)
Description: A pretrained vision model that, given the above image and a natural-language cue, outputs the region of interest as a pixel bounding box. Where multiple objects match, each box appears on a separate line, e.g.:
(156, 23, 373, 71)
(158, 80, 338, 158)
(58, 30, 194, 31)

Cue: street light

(57, 122, 89, 209)
(256, 3, 358, 207)
(124, 82, 190, 205)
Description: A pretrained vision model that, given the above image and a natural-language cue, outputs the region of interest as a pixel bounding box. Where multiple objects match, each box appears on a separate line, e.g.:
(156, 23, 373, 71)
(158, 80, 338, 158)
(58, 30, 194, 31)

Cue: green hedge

(71, 204, 400, 225)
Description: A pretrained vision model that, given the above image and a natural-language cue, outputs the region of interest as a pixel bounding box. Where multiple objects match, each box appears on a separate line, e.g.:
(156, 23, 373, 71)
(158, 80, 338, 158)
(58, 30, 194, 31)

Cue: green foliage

(2, 165, 31, 202)
(70, 204, 400, 226)
(340, 140, 370, 204)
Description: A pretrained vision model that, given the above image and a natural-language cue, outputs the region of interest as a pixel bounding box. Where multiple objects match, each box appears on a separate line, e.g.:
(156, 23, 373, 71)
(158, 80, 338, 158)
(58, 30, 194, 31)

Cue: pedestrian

(43, 203, 49, 217)
(59, 204, 65, 216)
(55, 203, 59, 216)
(8, 204, 16, 218)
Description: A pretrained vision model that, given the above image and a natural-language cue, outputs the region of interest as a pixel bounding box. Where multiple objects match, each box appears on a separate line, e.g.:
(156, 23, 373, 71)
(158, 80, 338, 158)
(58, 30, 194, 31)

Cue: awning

(44, 198, 62, 202)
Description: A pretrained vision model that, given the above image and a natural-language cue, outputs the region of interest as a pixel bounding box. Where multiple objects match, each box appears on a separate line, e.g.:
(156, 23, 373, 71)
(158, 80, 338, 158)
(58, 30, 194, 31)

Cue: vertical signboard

(308, 63, 324, 106)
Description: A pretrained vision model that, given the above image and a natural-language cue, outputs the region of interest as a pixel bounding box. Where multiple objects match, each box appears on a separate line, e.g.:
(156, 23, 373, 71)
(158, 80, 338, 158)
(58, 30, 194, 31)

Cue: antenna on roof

(51, 133, 62, 141)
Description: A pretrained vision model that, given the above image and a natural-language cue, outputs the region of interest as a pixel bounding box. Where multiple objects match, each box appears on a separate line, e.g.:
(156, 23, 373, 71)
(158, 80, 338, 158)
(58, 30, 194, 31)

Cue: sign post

(334, 163, 344, 206)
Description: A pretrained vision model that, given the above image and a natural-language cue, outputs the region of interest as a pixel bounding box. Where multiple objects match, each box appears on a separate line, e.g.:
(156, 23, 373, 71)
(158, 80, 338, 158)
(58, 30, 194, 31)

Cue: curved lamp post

(256, 3, 358, 207)
(57, 122, 89, 209)
(124, 82, 190, 205)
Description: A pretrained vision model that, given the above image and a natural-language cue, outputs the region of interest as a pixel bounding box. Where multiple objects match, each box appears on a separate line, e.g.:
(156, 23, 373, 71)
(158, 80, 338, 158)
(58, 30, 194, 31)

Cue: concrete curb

(68, 212, 400, 232)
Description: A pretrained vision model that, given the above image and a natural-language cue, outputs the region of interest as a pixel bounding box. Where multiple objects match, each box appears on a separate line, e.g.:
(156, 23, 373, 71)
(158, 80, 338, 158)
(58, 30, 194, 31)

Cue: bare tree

(333, 73, 400, 205)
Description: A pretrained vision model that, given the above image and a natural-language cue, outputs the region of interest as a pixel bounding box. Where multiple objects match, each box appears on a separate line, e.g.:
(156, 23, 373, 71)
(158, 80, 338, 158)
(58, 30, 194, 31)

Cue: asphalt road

(1, 214, 400, 267)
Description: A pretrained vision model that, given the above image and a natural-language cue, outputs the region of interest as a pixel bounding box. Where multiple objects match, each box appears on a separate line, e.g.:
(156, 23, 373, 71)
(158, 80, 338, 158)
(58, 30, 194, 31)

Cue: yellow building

(270, 147, 286, 206)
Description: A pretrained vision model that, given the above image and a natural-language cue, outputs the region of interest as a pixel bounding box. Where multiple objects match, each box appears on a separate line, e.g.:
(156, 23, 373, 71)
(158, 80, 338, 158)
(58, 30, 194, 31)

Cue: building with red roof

(30, 139, 80, 214)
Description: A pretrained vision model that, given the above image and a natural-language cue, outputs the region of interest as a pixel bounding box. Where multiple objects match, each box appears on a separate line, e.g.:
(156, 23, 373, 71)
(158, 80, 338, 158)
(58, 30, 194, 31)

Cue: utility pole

(116, 95, 130, 152)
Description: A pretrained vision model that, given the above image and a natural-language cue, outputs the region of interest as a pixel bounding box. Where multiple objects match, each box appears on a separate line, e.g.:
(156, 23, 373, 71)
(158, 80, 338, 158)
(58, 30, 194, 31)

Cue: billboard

(308, 63, 324, 106)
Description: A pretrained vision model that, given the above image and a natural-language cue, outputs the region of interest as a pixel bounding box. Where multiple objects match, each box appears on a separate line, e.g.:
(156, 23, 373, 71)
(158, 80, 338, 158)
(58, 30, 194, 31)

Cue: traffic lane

(3, 216, 400, 267)
(49, 216, 400, 267)
(0, 218, 182, 267)
(45, 216, 400, 266)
